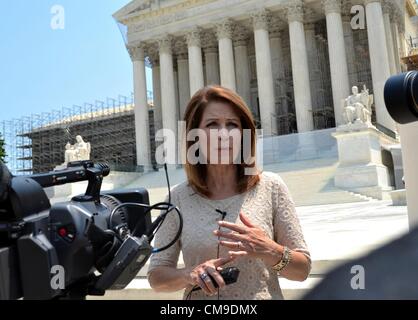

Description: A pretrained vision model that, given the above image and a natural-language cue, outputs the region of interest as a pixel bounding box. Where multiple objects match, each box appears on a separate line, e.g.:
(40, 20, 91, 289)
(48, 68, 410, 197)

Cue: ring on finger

(207, 268, 224, 288)
(200, 272, 215, 295)
(200, 272, 210, 281)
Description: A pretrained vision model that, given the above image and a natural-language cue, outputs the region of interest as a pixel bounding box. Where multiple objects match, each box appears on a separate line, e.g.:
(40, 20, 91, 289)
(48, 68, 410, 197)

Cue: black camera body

(0, 160, 152, 300)
(384, 71, 418, 124)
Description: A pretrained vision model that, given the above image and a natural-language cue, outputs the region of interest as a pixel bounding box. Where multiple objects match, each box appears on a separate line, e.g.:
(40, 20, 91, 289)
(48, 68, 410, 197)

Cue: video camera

(0, 160, 182, 300)
(384, 70, 418, 124)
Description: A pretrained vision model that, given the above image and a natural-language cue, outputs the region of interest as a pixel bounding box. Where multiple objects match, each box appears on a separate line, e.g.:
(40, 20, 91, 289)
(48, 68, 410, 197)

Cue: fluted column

(382, 0, 397, 75)
(270, 27, 287, 115)
(204, 50, 220, 85)
(175, 39, 190, 120)
(396, 5, 407, 62)
(252, 10, 277, 136)
(186, 28, 205, 96)
(269, 18, 286, 81)
(323, 0, 351, 126)
(177, 56, 189, 119)
(269, 16, 286, 112)
(342, 12, 358, 86)
(365, 0, 396, 132)
(149, 52, 162, 133)
(305, 23, 320, 112)
(173, 60, 180, 124)
(203, 32, 220, 85)
(270, 33, 284, 83)
(216, 20, 236, 91)
(391, 12, 402, 73)
(233, 27, 251, 107)
(398, 20, 407, 60)
(158, 35, 178, 164)
(129, 44, 152, 169)
(287, 1, 314, 132)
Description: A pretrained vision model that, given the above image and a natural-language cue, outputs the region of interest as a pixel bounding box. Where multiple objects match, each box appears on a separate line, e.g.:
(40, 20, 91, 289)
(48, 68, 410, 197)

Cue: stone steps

(347, 191, 376, 202)
(270, 162, 374, 206)
(120, 158, 374, 207)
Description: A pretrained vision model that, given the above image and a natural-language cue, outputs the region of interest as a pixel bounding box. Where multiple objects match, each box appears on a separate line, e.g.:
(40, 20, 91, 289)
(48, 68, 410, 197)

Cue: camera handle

(71, 162, 109, 204)
(29, 160, 110, 205)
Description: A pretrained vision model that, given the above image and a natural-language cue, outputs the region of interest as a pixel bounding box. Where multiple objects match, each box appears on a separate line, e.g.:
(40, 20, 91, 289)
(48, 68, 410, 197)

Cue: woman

(147, 85, 311, 300)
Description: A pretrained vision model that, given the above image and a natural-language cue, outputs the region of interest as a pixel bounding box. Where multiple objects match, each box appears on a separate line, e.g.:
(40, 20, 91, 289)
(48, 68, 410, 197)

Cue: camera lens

(384, 71, 418, 124)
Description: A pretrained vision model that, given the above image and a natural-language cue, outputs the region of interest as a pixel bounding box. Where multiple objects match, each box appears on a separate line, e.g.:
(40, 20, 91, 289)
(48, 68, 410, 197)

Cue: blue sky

(0, 0, 152, 122)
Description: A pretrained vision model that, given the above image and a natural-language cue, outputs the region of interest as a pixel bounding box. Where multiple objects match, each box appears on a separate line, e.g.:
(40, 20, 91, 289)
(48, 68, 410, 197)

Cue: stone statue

(64, 142, 78, 164)
(75, 135, 91, 161)
(62, 135, 91, 166)
(342, 85, 374, 125)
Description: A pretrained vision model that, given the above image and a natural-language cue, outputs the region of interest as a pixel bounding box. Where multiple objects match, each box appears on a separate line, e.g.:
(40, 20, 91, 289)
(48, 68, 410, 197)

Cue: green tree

(0, 132, 6, 163)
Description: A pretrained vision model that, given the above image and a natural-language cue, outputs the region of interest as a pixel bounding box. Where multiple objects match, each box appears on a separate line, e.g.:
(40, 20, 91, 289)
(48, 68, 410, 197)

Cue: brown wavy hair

(182, 85, 260, 197)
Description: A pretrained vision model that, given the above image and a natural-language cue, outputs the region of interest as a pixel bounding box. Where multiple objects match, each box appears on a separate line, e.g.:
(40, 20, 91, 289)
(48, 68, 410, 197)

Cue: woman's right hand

(183, 256, 236, 296)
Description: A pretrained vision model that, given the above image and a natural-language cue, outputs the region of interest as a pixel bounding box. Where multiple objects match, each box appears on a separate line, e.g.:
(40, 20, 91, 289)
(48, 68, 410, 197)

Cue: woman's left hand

(214, 211, 283, 266)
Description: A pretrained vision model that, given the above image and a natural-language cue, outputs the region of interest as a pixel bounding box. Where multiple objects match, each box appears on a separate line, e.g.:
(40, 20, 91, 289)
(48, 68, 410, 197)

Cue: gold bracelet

(272, 246, 292, 273)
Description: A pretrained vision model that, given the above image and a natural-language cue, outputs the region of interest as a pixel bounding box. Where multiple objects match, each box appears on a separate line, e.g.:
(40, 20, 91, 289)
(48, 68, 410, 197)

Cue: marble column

(269, 18, 286, 115)
(233, 27, 251, 107)
(128, 44, 152, 169)
(186, 28, 205, 96)
(323, 0, 351, 126)
(216, 20, 236, 91)
(175, 40, 190, 120)
(398, 15, 407, 62)
(287, 1, 314, 132)
(173, 60, 179, 124)
(382, 0, 397, 75)
(203, 32, 220, 85)
(365, 0, 396, 132)
(252, 9, 277, 136)
(149, 52, 162, 133)
(204, 49, 220, 86)
(391, 13, 402, 73)
(158, 35, 178, 165)
(270, 32, 285, 82)
(304, 23, 320, 112)
(342, 12, 358, 86)
(399, 29, 407, 60)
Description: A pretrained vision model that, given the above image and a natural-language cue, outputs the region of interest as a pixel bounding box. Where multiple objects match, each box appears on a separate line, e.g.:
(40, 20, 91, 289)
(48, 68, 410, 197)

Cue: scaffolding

(0, 92, 156, 175)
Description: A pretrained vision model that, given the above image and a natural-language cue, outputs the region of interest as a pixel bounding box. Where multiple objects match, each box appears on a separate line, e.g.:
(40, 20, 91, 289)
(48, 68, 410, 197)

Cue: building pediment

(113, 0, 225, 26)
(113, 0, 154, 23)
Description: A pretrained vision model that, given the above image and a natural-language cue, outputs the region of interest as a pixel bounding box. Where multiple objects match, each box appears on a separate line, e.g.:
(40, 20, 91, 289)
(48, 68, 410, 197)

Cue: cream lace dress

(147, 171, 311, 300)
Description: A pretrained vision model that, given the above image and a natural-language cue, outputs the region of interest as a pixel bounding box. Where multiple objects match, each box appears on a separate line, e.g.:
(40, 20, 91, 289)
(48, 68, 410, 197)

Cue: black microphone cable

(215, 209, 227, 300)
(185, 208, 228, 300)
(108, 163, 183, 254)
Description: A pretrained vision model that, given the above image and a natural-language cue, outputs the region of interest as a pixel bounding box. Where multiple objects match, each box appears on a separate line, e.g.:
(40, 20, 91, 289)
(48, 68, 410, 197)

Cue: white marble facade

(114, 0, 410, 168)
